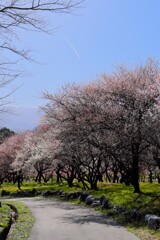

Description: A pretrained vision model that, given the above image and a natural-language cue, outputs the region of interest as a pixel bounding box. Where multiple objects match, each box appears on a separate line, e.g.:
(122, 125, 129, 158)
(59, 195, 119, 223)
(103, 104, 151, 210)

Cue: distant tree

(12, 126, 57, 183)
(0, 127, 15, 144)
(0, 133, 26, 185)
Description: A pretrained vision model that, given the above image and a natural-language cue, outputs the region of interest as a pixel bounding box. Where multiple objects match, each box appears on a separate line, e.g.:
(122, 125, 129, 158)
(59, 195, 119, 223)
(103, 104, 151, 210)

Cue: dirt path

(12, 197, 140, 240)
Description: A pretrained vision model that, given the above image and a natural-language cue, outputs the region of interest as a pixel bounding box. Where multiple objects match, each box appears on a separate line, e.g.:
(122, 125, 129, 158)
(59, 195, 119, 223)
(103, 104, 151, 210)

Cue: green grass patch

(4, 200, 35, 240)
(89, 182, 160, 211)
(0, 180, 82, 194)
(0, 203, 11, 230)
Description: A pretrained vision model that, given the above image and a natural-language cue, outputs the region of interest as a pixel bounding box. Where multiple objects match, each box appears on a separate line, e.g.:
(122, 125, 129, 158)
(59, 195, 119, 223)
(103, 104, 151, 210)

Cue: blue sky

(2, 0, 160, 131)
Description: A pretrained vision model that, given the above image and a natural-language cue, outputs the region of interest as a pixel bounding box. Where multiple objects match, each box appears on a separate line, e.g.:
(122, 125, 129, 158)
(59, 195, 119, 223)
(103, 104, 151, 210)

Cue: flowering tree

(0, 132, 26, 184)
(97, 60, 160, 192)
(42, 59, 160, 192)
(12, 126, 58, 183)
(42, 84, 110, 189)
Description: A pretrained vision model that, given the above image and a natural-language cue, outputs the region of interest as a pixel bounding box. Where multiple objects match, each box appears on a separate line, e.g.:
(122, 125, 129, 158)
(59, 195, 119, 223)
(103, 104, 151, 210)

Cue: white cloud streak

(61, 33, 80, 59)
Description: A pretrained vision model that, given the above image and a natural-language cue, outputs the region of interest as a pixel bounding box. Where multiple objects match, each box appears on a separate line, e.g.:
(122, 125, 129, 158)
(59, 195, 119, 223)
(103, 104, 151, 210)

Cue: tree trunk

(17, 175, 21, 190)
(113, 170, 118, 183)
(67, 178, 73, 188)
(56, 170, 62, 183)
(149, 171, 153, 183)
(131, 144, 141, 193)
(105, 171, 111, 182)
(37, 171, 43, 183)
(90, 179, 98, 190)
(157, 175, 160, 184)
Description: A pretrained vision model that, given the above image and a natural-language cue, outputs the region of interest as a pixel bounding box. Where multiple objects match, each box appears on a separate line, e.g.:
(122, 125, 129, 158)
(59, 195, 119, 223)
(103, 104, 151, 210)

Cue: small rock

(145, 214, 157, 222)
(60, 192, 68, 198)
(1, 190, 10, 196)
(99, 195, 106, 205)
(85, 195, 95, 205)
(91, 200, 101, 207)
(113, 205, 125, 214)
(145, 214, 160, 229)
(79, 192, 89, 202)
(101, 198, 110, 209)
(132, 209, 143, 221)
(148, 216, 160, 229)
(42, 190, 56, 196)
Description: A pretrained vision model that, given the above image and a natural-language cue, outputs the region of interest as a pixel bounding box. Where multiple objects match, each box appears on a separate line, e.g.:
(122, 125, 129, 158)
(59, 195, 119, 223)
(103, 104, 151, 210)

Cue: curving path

(13, 197, 140, 240)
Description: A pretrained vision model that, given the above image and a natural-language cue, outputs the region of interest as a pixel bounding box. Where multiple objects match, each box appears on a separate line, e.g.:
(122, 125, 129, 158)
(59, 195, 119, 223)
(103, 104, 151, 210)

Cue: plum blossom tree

(12, 126, 58, 183)
(42, 59, 160, 192)
(97, 60, 160, 192)
(42, 84, 110, 189)
(0, 132, 26, 184)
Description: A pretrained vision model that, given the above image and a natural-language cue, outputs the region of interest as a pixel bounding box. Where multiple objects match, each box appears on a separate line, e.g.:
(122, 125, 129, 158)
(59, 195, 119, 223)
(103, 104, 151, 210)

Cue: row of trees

(0, 60, 160, 193)
(42, 60, 160, 193)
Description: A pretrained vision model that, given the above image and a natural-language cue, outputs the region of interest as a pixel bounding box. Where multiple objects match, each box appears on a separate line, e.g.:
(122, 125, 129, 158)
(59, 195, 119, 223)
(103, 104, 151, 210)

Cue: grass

(89, 182, 160, 212)
(0, 203, 11, 231)
(86, 182, 160, 240)
(0, 180, 160, 240)
(3, 200, 35, 240)
(0, 180, 82, 194)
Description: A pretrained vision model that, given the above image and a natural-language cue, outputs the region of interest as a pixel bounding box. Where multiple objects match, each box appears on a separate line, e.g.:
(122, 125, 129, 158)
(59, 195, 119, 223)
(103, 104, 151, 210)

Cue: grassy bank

(0, 203, 11, 231)
(3, 201, 35, 240)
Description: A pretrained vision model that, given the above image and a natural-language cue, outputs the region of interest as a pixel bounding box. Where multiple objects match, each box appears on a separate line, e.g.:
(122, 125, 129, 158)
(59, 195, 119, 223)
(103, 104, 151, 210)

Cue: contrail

(61, 32, 80, 59)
